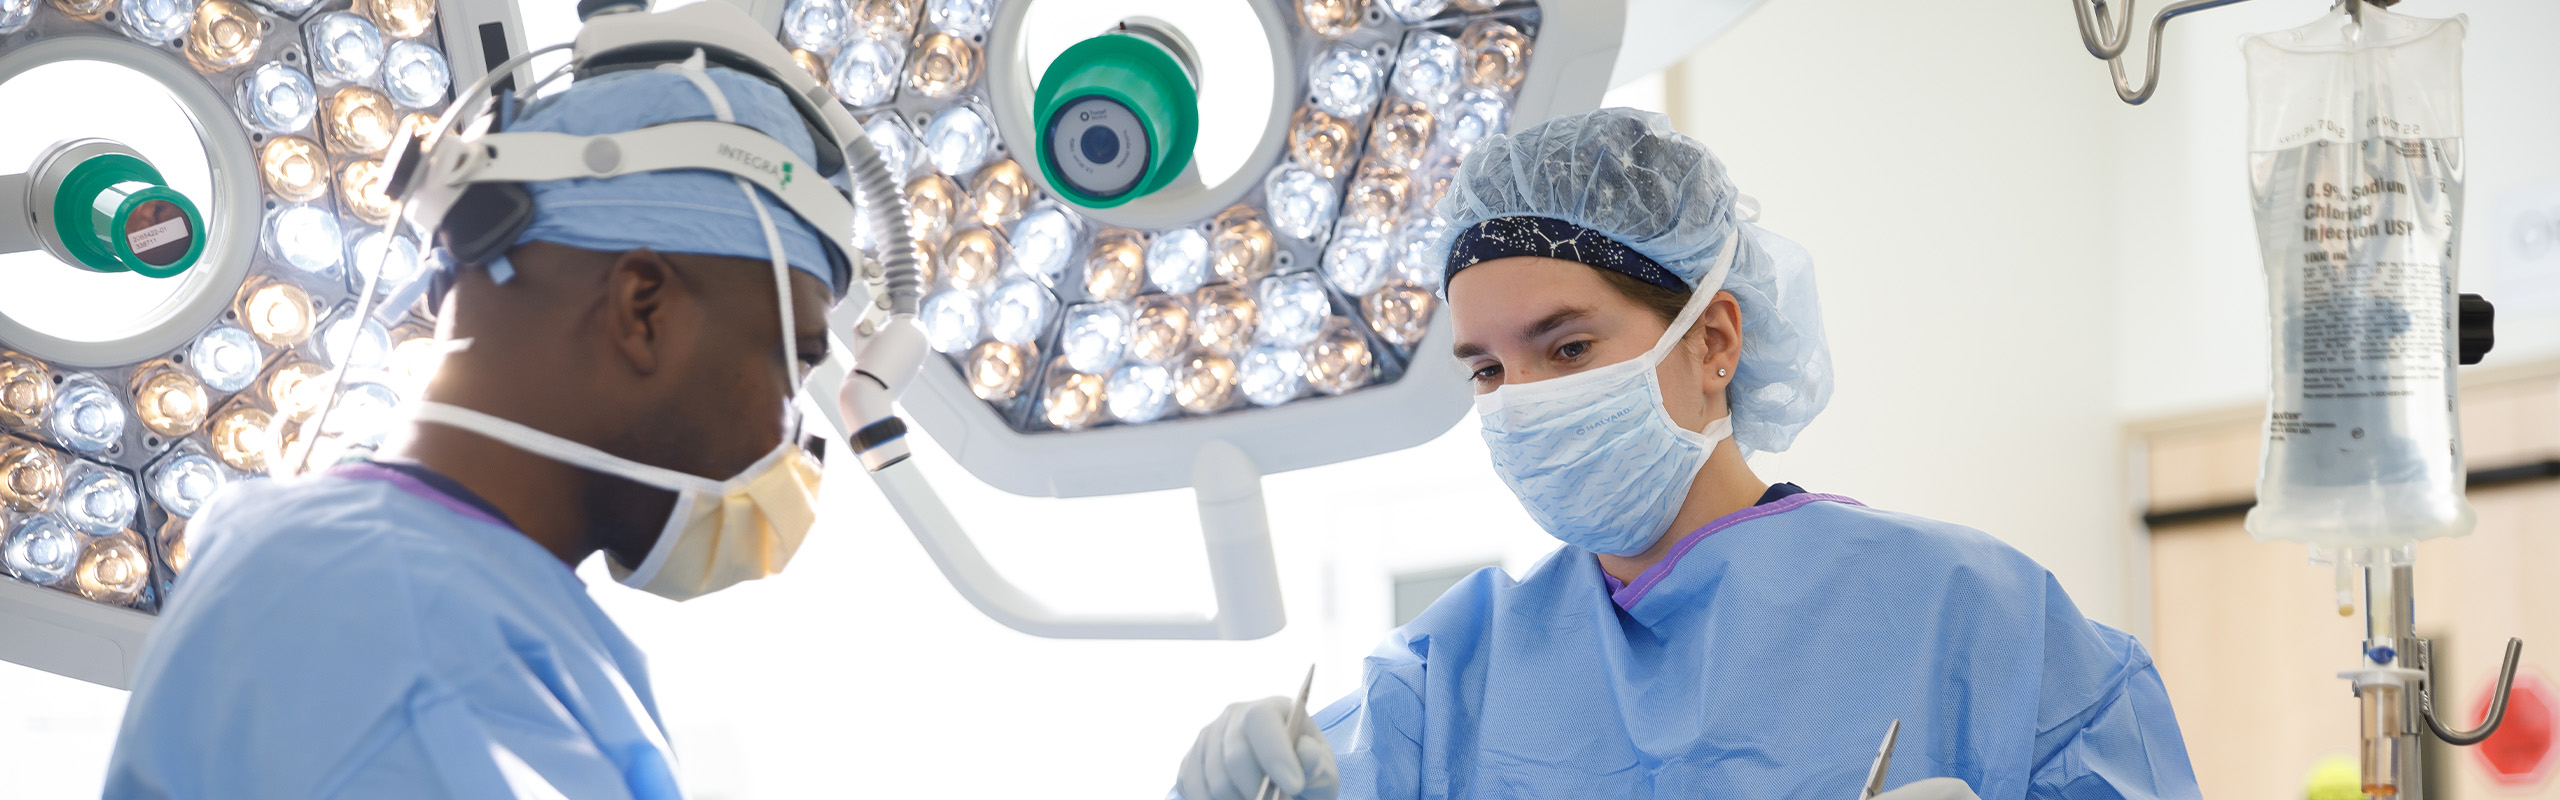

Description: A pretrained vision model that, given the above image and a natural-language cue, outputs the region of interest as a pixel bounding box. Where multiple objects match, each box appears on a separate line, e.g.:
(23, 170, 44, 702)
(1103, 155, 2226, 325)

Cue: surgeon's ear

(1692, 290, 1744, 404)
(604, 248, 677, 376)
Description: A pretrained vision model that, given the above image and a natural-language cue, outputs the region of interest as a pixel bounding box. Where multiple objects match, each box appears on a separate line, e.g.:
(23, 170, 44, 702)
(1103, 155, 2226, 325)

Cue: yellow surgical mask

(409, 402, 822, 601)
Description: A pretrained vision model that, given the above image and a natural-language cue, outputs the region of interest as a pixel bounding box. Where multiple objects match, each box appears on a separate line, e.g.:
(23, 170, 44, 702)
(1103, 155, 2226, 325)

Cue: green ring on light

(51, 152, 206, 279)
(1033, 32, 1198, 209)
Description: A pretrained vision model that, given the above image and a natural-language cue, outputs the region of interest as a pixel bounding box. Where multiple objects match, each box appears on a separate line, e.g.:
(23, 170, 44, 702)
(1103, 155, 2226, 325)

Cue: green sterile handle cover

(54, 152, 205, 278)
(1033, 31, 1198, 208)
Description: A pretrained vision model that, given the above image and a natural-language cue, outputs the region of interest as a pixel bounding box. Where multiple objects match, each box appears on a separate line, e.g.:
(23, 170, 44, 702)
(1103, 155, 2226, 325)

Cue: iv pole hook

(2419, 637, 2525, 746)
(2067, 0, 2276, 105)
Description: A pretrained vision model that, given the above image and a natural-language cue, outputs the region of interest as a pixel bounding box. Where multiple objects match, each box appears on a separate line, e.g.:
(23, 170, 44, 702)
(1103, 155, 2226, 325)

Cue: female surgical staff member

(1173, 108, 2200, 800)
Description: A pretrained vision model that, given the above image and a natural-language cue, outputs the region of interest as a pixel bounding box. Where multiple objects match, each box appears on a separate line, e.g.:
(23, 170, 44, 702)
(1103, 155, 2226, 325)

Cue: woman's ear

(1692, 290, 1744, 402)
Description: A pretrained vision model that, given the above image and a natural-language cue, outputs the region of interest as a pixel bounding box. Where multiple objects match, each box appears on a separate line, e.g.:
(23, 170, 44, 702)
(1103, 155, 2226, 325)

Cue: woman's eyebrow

(1453, 307, 1597, 360)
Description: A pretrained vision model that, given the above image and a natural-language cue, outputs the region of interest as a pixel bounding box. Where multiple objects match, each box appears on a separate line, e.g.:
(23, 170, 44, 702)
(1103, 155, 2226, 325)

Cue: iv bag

(2242, 6, 2472, 550)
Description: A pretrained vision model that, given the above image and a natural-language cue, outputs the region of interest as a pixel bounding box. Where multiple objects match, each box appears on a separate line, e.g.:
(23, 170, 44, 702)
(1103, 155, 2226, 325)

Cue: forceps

(1254, 665, 1316, 800)
(1858, 719, 1901, 800)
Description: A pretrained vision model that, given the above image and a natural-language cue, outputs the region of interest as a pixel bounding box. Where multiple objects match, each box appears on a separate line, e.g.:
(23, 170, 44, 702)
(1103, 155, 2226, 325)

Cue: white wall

(1670, 0, 2137, 625)
(2109, 0, 2560, 420)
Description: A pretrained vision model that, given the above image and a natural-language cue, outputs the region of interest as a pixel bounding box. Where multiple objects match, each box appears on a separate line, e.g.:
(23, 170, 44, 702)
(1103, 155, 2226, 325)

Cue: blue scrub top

(1313, 490, 2199, 800)
(104, 463, 683, 799)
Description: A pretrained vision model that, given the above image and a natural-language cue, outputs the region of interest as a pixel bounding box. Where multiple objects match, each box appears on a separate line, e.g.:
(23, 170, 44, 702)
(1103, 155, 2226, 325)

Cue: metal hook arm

(2068, 0, 2268, 105)
(2419, 637, 2525, 746)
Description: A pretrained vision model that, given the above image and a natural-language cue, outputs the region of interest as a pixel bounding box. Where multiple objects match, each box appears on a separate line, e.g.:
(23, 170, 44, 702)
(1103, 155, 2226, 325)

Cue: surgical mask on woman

(1473, 240, 1735, 555)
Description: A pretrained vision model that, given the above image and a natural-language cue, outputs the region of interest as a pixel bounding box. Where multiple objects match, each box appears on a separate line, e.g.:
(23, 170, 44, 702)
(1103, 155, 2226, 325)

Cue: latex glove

(1876, 778, 1980, 800)
(1176, 697, 1339, 800)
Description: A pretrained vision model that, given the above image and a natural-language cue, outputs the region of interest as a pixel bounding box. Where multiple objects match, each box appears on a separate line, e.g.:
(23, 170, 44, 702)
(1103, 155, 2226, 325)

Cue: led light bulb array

(0, 0, 453, 613)
(779, 0, 1539, 434)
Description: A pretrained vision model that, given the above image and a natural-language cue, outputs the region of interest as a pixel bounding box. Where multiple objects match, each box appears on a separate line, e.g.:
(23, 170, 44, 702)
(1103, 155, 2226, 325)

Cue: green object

(1033, 31, 1198, 208)
(52, 152, 205, 279)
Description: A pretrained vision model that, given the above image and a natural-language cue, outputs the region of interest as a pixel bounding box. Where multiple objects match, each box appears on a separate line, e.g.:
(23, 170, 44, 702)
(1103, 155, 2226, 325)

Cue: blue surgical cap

(497, 65, 842, 294)
(1436, 107, 1833, 454)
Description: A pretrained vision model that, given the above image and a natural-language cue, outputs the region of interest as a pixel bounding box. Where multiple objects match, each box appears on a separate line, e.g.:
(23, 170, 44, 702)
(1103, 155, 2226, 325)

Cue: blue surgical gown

(1313, 492, 2199, 799)
(104, 462, 683, 799)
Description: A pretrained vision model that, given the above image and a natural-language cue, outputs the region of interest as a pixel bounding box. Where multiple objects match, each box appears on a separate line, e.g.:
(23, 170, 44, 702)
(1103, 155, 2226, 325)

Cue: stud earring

(1717, 368, 1728, 378)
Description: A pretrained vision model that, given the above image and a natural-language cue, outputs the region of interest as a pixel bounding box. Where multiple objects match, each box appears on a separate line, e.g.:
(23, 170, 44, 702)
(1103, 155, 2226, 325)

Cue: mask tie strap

(663, 50, 801, 397)
(410, 402, 725, 495)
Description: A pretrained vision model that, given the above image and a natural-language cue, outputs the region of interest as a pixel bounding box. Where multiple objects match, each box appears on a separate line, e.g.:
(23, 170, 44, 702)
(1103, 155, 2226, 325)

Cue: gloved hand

(1876, 778, 1980, 800)
(1176, 697, 1339, 800)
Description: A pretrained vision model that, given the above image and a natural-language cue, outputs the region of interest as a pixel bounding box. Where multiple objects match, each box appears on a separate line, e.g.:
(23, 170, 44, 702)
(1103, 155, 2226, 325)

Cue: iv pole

(2069, 1, 2526, 796)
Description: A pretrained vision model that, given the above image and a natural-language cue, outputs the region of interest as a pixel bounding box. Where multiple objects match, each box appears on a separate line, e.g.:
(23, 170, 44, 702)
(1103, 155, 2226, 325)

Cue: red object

(2472, 668, 2560, 789)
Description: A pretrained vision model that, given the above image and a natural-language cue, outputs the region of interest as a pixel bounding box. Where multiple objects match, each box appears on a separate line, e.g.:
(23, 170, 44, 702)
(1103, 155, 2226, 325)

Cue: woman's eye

(1470, 364, 1501, 383)
(1556, 341, 1590, 360)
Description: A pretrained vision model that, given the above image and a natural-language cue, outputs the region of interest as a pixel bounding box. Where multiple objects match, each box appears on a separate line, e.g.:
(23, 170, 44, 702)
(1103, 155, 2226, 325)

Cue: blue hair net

(1436, 107, 1832, 453)
(495, 65, 841, 294)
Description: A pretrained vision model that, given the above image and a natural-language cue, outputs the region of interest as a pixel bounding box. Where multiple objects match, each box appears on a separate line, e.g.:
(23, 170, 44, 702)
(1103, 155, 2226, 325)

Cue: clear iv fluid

(2245, 136, 2474, 547)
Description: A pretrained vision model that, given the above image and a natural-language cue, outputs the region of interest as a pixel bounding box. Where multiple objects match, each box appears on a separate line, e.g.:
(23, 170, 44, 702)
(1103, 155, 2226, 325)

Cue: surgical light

(970, 159, 1032, 229)
(781, 0, 846, 53)
(1254, 272, 1327, 347)
(119, 0, 193, 44)
(4, 516, 78, 586)
(60, 461, 136, 536)
(336, 159, 396, 224)
(1296, 0, 1357, 39)
(242, 281, 314, 346)
(829, 38, 901, 108)
(1007, 206, 1077, 283)
(319, 317, 389, 370)
(904, 173, 965, 246)
(50, 0, 110, 20)
(1237, 344, 1302, 407)
(1105, 362, 1173, 423)
(188, 327, 263, 394)
(1126, 292, 1189, 365)
(1263, 165, 1334, 240)
(1391, 216, 1446, 289)
(238, 62, 317, 135)
(1191, 282, 1256, 356)
(1038, 366, 1104, 430)
(326, 382, 399, 444)
(351, 231, 421, 293)
(943, 225, 1004, 289)
(1461, 18, 1531, 89)
(263, 360, 327, 420)
(1145, 227, 1209, 294)
(1438, 88, 1507, 154)
(1391, 30, 1460, 106)
(1209, 207, 1275, 285)
(982, 276, 1055, 346)
(258, 136, 328, 202)
(924, 104, 995, 177)
(131, 364, 209, 438)
(908, 31, 981, 99)
(1342, 161, 1409, 232)
(850, 0, 919, 42)
(1082, 230, 1142, 302)
(926, 0, 990, 38)
(1363, 281, 1435, 349)
(385, 335, 439, 391)
(250, 0, 318, 13)
(1305, 319, 1374, 395)
(1030, 24, 1198, 208)
(146, 448, 224, 518)
(1059, 302, 1128, 374)
(364, 0, 434, 39)
(963, 340, 1030, 401)
(308, 12, 385, 84)
(184, 0, 262, 72)
(266, 205, 341, 272)
(0, 0, 31, 33)
(209, 407, 272, 473)
(324, 86, 397, 154)
(1322, 226, 1389, 296)
(865, 115, 923, 181)
(1172, 350, 1238, 414)
(1369, 100, 1433, 169)
(0, 356, 50, 430)
(75, 533, 148, 604)
(920, 290, 982, 354)
(0, 439, 60, 511)
(1307, 44, 1383, 118)
(48, 375, 124, 454)
(159, 518, 189, 575)
(791, 49, 829, 89)
(383, 39, 451, 109)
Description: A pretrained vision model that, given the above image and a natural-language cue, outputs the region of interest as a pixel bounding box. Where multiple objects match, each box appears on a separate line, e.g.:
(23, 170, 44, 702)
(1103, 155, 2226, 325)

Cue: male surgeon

(102, 18, 845, 798)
